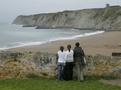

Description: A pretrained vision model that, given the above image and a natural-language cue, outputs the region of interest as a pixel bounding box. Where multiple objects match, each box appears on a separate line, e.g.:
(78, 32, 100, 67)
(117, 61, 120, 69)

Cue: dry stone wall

(0, 51, 121, 79)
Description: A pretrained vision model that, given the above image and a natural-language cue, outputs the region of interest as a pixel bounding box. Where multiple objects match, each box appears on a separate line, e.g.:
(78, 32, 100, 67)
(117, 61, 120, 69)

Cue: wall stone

(0, 51, 121, 79)
(85, 55, 121, 78)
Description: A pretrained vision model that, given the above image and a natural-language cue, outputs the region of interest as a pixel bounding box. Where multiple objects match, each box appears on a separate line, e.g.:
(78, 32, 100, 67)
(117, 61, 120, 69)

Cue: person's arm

(64, 51, 67, 63)
(81, 48, 86, 65)
(73, 48, 76, 63)
(56, 53, 58, 64)
(82, 49, 85, 57)
(73, 48, 75, 58)
(80, 47, 85, 57)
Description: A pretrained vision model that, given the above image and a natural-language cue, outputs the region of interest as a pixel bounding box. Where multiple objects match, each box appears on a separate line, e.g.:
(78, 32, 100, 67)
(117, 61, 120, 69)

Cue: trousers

(57, 63, 65, 80)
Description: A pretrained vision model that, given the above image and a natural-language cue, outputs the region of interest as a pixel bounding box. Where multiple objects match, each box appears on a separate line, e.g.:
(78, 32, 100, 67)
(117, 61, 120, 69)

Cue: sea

(0, 23, 104, 50)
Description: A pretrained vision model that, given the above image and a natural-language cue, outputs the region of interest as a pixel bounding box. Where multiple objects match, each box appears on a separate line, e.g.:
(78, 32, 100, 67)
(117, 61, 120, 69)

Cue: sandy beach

(9, 31, 121, 56)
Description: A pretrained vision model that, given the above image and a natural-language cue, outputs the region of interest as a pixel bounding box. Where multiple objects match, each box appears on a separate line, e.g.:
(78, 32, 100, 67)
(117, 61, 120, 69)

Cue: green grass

(0, 77, 120, 90)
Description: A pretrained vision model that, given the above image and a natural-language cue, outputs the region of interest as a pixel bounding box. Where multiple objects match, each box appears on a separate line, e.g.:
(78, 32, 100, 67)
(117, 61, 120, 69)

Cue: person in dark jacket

(73, 42, 86, 81)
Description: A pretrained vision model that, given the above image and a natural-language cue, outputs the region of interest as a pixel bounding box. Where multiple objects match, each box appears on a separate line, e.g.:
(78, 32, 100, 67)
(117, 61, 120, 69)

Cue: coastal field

(0, 77, 121, 90)
(10, 31, 121, 56)
(2, 30, 121, 89)
(1, 1, 121, 90)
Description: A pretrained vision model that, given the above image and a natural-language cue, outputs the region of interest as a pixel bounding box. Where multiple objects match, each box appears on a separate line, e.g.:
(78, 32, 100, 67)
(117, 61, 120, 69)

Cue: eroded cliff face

(13, 6, 121, 30)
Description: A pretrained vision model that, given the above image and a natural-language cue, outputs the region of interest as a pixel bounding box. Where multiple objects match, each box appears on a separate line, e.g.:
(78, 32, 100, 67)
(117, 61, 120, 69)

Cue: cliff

(13, 6, 121, 30)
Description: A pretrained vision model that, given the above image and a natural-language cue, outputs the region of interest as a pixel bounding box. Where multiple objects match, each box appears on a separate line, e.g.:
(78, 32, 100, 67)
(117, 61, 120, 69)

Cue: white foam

(48, 31, 104, 41)
(0, 31, 104, 50)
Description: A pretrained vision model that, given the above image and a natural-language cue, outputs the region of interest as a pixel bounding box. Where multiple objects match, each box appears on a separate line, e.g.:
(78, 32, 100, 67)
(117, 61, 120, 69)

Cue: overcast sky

(0, 0, 121, 23)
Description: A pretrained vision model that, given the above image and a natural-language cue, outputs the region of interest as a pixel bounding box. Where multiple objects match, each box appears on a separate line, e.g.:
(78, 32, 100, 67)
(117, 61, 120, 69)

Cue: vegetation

(0, 76, 120, 90)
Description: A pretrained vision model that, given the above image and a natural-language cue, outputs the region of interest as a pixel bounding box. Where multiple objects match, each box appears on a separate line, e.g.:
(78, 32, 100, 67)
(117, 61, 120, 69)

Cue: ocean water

(0, 23, 104, 50)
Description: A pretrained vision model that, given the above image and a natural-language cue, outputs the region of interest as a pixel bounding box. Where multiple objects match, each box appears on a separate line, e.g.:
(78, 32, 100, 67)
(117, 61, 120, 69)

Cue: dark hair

(67, 44, 71, 49)
(60, 46, 64, 52)
(75, 42, 80, 47)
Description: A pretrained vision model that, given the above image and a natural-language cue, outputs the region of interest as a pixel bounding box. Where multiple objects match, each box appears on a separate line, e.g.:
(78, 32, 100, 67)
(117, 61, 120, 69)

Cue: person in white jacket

(64, 45, 74, 80)
(57, 46, 66, 80)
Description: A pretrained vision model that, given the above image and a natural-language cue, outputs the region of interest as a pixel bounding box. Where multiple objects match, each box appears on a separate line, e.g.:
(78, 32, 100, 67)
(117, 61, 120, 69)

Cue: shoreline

(6, 31, 121, 56)
(0, 31, 104, 51)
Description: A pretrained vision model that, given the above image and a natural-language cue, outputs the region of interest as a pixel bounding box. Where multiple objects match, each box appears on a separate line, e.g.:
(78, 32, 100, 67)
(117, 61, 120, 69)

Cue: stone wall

(0, 51, 57, 79)
(0, 51, 121, 79)
(85, 55, 121, 78)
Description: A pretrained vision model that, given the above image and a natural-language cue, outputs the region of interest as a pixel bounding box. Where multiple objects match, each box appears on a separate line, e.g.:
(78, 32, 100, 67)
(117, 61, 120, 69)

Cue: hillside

(13, 6, 121, 30)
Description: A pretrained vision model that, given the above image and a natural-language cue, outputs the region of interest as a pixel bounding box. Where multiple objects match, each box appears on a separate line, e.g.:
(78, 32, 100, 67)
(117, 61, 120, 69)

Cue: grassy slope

(0, 77, 120, 90)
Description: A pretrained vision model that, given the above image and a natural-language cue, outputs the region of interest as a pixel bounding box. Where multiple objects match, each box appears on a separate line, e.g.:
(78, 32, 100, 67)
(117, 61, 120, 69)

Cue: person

(73, 42, 86, 81)
(57, 46, 66, 80)
(64, 45, 74, 80)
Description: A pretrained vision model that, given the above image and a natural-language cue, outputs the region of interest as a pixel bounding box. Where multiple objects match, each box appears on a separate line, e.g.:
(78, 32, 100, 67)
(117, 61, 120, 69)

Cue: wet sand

(9, 31, 121, 56)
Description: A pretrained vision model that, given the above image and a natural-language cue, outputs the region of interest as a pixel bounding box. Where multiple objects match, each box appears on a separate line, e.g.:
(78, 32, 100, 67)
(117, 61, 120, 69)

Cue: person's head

(67, 44, 71, 50)
(75, 42, 80, 47)
(60, 46, 64, 52)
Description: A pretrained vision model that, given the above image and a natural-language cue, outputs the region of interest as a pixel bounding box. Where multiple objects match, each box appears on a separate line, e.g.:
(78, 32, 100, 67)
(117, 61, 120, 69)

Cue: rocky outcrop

(0, 51, 121, 79)
(13, 6, 121, 30)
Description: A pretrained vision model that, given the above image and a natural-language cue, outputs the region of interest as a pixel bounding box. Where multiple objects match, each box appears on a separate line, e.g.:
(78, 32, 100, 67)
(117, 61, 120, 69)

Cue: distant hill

(13, 6, 121, 31)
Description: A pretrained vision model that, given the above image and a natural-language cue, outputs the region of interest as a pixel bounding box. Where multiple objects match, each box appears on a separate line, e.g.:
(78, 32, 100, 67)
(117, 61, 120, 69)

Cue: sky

(0, 0, 121, 23)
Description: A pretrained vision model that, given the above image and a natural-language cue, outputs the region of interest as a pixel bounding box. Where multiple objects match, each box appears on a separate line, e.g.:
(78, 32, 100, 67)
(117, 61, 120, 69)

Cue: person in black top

(73, 42, 86, 81)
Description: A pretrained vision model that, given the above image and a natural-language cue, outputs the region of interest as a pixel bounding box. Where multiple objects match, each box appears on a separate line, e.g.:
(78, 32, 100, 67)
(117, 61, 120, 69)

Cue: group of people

(57, 42, 86, 81)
